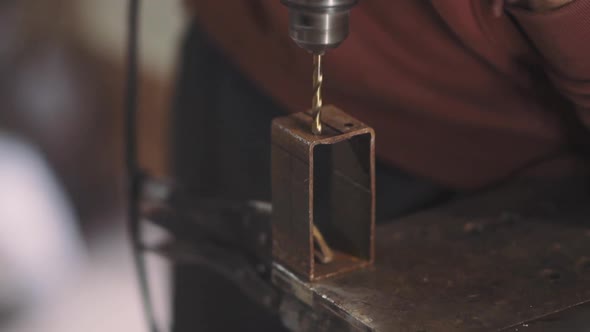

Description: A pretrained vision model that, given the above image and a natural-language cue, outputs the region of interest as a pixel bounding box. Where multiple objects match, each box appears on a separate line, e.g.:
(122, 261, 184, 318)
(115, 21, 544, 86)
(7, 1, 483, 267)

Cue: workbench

(273, 177, 590, 331)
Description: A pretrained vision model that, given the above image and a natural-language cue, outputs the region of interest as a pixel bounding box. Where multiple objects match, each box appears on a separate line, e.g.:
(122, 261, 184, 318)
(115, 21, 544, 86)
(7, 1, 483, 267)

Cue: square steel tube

(271, 106, 375, 281)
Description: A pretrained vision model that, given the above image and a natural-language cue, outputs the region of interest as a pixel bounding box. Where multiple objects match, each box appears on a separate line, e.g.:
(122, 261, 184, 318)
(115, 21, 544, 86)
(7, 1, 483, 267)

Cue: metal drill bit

(313, 225, 334, 264)
(311, 53, 324, 135)
(311, 54, 332, 263)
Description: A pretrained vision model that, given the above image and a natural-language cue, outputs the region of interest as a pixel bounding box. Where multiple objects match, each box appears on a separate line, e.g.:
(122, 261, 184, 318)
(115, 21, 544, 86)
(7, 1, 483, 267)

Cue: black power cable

(125, 0, 159, 331)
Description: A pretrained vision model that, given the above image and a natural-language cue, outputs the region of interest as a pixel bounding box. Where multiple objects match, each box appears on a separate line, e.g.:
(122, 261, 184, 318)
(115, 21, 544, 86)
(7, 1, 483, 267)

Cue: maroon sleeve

(508, 0, 590, 113)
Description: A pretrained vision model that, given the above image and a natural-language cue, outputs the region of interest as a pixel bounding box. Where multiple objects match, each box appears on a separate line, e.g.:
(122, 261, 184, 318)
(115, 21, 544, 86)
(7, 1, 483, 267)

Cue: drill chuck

(281, 0, 358, 54)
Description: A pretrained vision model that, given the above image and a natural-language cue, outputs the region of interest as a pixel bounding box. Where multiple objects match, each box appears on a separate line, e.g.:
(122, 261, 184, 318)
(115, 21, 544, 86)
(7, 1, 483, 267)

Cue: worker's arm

(507, 0, 590, 116)
(513, 0, 575, 11)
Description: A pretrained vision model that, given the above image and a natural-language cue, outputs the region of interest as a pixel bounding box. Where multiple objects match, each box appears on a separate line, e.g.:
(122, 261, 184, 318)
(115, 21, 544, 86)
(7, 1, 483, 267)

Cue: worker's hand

(492, 0, 575, 16)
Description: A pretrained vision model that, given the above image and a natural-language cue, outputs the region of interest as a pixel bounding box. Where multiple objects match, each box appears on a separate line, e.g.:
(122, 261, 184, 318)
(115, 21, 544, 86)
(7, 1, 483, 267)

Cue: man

(171, 0, 590, 330)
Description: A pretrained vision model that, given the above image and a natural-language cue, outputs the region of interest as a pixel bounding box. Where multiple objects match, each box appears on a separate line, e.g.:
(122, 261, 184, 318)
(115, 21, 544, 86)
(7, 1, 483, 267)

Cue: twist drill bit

(311, 54, 333, 263)
(312, 53, 324, 135)
(313, 225, 334, 264)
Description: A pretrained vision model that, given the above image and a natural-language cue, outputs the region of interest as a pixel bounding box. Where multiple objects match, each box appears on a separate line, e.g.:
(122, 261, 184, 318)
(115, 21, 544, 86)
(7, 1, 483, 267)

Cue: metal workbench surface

(273, 177, 590, 331)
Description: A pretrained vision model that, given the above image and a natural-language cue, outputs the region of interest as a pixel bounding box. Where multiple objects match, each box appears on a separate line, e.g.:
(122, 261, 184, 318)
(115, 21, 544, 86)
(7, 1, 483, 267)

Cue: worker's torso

(189, 0, 581, 189)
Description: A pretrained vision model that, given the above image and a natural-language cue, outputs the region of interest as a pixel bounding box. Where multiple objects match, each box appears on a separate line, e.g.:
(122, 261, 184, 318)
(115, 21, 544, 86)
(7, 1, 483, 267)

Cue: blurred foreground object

(0, 136, 84, 320)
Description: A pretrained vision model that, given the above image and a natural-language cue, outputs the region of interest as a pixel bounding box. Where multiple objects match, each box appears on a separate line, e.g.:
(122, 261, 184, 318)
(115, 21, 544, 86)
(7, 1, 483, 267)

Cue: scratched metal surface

(275, 178, 590, 331)
(500, 301, 590, 332)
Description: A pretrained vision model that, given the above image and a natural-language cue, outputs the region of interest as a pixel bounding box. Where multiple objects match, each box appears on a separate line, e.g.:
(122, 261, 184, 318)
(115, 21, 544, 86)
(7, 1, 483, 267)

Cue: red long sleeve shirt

(188, 0, 590, 189)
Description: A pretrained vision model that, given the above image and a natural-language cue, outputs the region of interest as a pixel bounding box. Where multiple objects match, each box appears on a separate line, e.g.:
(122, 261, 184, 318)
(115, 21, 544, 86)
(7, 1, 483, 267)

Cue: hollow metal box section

(271, 106, 375, 281)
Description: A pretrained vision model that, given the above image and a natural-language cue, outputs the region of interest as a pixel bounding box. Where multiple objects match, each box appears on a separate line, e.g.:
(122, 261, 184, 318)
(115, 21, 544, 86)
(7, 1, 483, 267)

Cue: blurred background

(0, 0, 185, 331)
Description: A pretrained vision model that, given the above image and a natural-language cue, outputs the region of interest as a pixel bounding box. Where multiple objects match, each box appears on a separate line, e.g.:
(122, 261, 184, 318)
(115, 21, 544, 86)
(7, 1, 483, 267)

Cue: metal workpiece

(271, 106, 375, 282)
(281, 0, 359, 54)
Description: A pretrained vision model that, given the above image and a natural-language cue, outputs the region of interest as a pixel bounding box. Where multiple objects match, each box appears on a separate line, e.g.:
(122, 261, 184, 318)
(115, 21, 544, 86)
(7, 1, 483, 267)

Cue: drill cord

(125, 0, 160, 331)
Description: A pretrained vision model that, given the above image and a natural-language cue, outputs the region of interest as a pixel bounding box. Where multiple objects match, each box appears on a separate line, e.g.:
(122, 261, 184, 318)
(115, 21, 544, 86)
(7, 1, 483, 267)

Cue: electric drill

(281, 0, 359, 54)
(281, 0, 359, 134)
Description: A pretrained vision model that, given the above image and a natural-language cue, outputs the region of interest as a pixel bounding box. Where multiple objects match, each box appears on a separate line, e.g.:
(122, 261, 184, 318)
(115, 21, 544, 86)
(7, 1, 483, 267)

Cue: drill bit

(311, 54, 332, 263)
(313, 225, 334, 264)
(311, 53, 324, 135)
